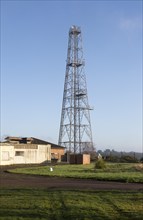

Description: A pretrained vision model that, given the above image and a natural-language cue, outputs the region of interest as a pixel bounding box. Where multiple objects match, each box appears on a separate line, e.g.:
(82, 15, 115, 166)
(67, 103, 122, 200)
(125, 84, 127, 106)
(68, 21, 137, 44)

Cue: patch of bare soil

(0, 165, 143, 191)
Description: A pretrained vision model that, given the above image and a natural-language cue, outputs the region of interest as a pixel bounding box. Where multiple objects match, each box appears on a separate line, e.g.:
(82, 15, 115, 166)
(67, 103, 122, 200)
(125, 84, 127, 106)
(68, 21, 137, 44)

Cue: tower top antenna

(69, 25, 81, 35)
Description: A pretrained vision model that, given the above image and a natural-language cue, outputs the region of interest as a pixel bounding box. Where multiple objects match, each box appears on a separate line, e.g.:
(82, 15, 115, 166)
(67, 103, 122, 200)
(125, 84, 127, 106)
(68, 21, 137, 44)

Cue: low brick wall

(51, 148, 65, 162)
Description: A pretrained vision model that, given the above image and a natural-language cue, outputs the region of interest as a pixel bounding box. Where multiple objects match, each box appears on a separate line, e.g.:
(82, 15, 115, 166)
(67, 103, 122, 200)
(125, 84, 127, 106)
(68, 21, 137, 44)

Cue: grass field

(0, 189, 143, 220)
(9, 163, 143, 183)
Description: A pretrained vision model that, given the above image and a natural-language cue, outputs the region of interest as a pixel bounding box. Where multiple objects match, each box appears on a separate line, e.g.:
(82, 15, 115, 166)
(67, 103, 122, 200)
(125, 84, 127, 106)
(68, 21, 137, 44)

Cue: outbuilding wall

(0, 144, 51, 165)
(0, 145, 15, 165)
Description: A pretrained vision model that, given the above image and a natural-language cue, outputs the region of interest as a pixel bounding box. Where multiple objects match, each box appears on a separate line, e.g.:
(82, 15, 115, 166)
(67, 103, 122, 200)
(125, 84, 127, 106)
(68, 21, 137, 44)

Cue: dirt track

(0, 165, 143, 190)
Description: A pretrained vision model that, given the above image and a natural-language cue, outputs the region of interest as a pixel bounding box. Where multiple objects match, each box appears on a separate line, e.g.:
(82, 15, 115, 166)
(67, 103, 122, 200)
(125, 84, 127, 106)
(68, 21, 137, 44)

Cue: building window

(15, 151, 24, 156)
(2, 151, 9, 161)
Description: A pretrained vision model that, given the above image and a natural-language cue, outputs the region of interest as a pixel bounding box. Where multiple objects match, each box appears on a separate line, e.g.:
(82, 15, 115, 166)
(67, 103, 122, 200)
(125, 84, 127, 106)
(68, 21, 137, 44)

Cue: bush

(95, 159, 106, 169)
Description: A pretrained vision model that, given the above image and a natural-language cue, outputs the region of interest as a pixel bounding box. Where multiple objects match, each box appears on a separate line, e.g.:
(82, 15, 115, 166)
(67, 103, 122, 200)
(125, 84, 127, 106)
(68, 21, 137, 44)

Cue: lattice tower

(58, 25, 93, 153)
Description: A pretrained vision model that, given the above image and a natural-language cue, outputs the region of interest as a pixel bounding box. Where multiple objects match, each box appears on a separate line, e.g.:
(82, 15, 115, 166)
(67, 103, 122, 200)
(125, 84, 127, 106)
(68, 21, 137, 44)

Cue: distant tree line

(84, 147, 143, 163)
(95, 149, 143, 163)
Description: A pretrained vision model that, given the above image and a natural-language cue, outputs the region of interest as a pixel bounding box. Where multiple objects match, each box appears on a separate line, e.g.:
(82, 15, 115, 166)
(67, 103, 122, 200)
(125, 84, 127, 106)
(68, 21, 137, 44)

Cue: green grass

(9, 163, 143, 183)
(0, 189, 143, 220)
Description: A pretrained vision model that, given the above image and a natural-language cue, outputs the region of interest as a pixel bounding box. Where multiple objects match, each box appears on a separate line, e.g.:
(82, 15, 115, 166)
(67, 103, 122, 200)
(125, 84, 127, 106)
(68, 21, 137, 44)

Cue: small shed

(69, 154, 90, 164)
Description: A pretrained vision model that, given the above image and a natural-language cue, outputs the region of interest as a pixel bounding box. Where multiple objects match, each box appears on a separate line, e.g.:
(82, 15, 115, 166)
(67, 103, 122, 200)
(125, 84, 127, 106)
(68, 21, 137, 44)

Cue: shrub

(95, 159, 106, 169)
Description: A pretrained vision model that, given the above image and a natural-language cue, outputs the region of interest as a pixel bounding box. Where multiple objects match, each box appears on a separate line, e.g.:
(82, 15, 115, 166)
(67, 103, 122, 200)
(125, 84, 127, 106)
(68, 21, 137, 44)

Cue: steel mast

(58, 25, 93, 153)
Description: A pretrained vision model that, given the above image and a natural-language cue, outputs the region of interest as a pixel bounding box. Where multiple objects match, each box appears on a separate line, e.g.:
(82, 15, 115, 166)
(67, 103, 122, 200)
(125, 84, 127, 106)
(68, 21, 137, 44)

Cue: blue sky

(1, 0, 142, 152)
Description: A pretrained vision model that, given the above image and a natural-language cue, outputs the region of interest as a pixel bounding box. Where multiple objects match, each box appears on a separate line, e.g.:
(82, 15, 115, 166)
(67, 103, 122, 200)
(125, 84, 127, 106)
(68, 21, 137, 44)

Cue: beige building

(0, 136, 65, 165)
(0, 143, 51, 165)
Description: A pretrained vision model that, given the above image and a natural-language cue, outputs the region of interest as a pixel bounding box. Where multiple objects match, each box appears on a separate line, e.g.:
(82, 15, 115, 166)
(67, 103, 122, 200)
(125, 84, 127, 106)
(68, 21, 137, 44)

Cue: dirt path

(0, 165, 143, 190)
